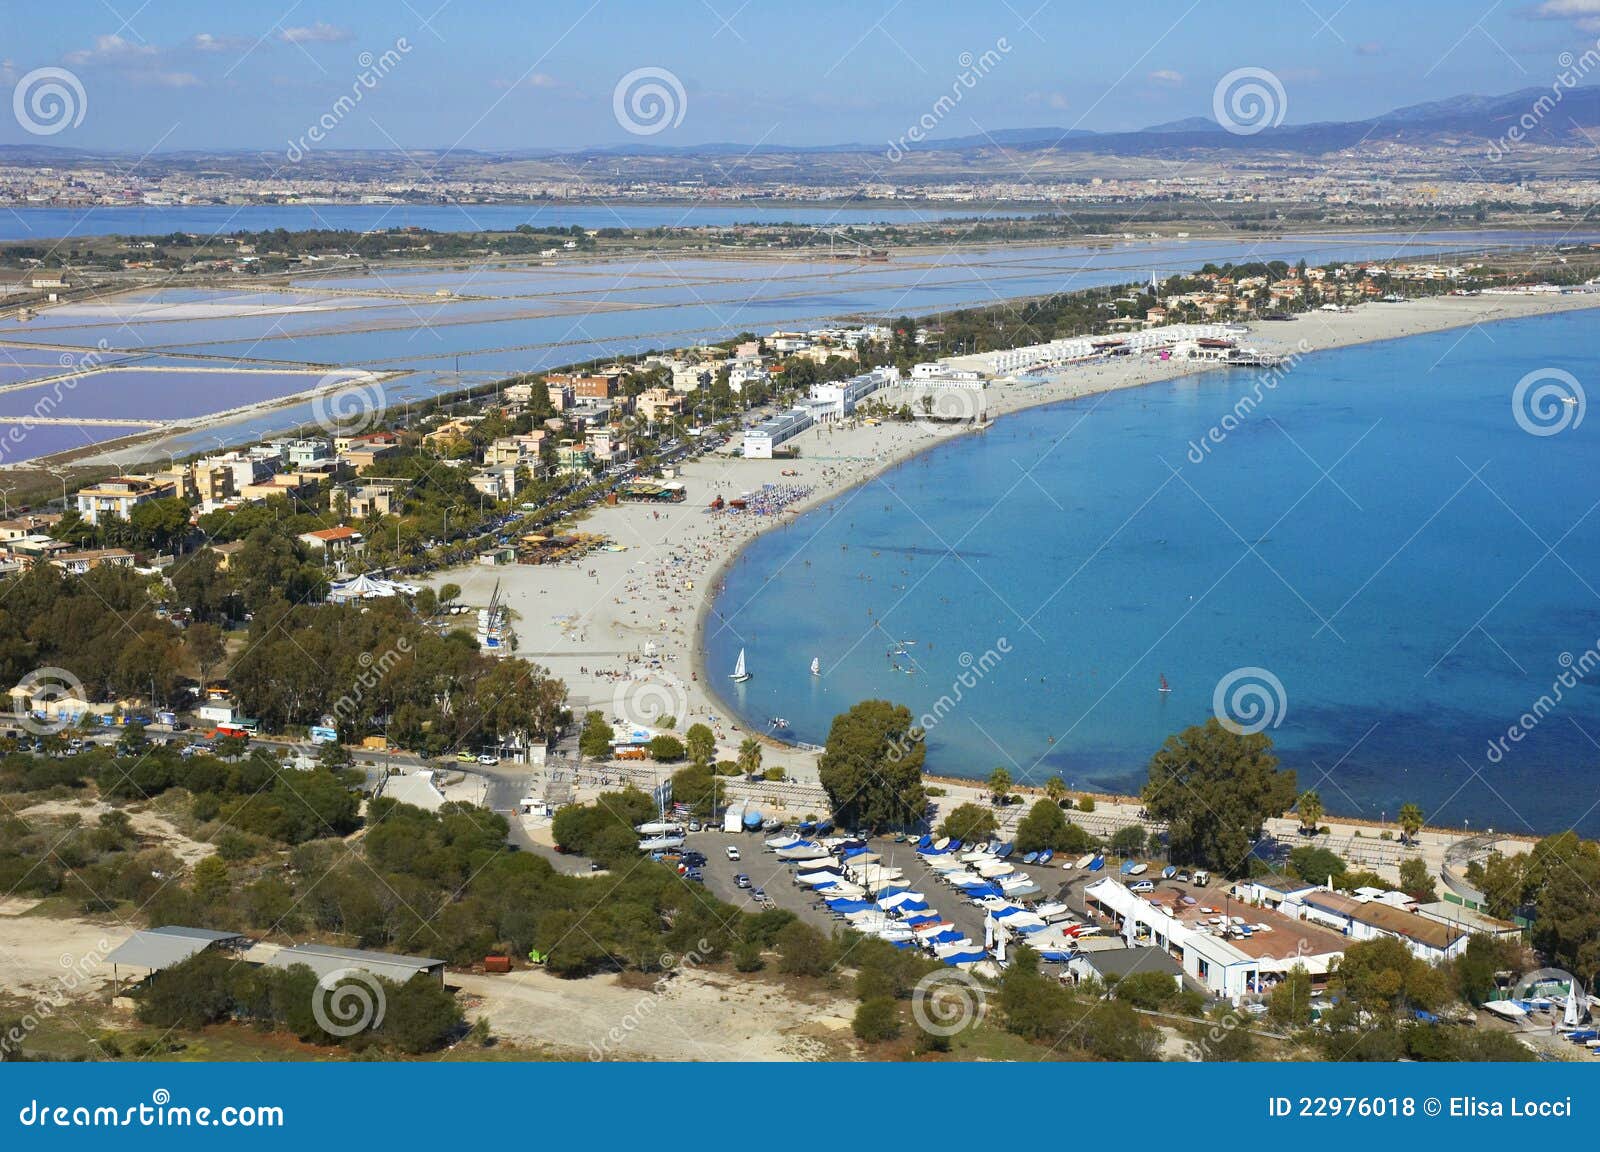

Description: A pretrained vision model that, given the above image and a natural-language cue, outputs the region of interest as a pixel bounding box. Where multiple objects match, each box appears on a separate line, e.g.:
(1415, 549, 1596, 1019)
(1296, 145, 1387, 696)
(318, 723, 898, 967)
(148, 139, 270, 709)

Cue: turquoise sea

(706, 308, 1600, 835)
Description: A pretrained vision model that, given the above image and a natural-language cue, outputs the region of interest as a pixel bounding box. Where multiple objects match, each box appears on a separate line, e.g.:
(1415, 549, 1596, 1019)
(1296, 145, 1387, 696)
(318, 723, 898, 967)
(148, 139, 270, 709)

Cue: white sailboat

(810, 656, 820, 676)
(731, 648, 751, 682)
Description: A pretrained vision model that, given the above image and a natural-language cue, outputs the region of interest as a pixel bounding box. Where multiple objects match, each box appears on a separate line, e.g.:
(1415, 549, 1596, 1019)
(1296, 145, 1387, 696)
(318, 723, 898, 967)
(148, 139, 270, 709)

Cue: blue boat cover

(876, 885, 909, 899)
(991, 906, 1024, 919)
(825, 899, 872, 912)
(942, 950, 986, 965)
(927, 929, 964, 944)
(917, 835, 933, 849)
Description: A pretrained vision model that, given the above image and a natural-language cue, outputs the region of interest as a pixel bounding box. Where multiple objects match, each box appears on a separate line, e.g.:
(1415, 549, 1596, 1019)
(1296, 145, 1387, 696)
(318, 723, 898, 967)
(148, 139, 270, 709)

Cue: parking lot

(679, 830, 1094, 952)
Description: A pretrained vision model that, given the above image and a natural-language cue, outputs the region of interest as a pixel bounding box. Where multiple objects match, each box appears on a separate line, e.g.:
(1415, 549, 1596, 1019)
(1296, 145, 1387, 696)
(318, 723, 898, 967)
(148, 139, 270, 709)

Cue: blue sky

(5, 0, 1600, 151)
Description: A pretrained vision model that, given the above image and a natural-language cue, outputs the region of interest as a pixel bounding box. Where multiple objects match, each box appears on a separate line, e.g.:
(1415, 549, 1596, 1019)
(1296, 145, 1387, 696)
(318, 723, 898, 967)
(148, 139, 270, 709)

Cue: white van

(1193, 869, 1211, 887)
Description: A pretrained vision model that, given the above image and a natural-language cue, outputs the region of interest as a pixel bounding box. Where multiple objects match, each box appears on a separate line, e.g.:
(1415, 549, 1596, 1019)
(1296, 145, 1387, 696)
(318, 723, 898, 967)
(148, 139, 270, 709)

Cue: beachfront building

(807, 366, 900, 420)
(742, 406, 814, 458)
(941, 322, 1240, 377)
(74, 475, 178, 527)
(1083, 876, 1348, 1002)
(1299, 890, 1470, 963)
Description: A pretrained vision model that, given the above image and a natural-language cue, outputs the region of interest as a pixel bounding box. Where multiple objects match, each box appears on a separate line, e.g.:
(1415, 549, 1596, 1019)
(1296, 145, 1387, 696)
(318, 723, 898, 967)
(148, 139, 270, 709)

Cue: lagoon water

(708, 309, 1600, 835)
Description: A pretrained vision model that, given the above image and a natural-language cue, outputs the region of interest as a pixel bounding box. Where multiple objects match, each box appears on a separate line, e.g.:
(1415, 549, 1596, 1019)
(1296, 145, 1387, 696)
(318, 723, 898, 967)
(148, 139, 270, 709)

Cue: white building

(1084, 877, 1348, 1002)
(1299, 890, 1470, 963)
(807, 366, 900, 420)
(742, 407, 814, 458)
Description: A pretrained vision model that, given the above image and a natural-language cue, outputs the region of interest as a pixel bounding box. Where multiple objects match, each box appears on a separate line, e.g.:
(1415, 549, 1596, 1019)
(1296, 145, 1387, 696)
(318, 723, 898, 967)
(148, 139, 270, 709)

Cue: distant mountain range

(3, 85, 1597, 168)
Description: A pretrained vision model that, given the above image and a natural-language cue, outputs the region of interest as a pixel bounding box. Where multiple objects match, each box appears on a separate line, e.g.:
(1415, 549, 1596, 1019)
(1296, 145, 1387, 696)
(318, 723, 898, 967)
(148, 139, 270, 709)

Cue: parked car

(477, 753, 499, 765)
(455, 751, 476, 763)
(751, 887, 766, 900)
(725, 845, 741, 861)
(734, 874, 751, 889)
(1130, 880, 1156, 894)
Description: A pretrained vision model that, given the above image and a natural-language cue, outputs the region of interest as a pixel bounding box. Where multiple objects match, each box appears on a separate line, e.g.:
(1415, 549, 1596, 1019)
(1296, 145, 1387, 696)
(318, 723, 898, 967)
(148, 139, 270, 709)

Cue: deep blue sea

(707, 309, 1600, 835)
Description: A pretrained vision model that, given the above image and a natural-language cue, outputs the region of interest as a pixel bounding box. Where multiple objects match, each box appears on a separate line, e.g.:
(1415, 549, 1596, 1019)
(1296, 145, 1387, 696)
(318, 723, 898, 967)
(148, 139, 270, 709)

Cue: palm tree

(1044, 775, 1067, 807)
(1398, 803, 1425, 845)
(1296, 790, 1324, 836)
(737, 736, 762, 777)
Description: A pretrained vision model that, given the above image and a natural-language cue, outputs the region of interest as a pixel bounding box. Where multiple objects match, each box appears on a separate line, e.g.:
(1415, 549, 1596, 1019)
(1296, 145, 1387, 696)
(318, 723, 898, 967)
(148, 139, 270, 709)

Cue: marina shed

(265, 943, 447, 986)
(107, 926, 248, 981)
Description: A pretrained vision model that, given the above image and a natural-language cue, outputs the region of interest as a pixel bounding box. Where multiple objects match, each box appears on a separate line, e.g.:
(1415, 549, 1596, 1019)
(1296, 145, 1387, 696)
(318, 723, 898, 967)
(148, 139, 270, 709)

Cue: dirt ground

(453, 965, 856, 1061)
(0, 911, 123, 1004)
(17, 796, 214, 866)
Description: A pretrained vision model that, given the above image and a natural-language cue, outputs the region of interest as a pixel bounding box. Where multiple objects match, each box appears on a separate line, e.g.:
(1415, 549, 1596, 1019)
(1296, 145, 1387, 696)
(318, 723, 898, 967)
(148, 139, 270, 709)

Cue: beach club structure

(1084, 876, 1349, 1002)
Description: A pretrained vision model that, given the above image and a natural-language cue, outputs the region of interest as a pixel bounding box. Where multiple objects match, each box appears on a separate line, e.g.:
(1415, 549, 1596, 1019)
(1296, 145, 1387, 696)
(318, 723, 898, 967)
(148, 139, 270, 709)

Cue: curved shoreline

(691, 290, 1600, 783)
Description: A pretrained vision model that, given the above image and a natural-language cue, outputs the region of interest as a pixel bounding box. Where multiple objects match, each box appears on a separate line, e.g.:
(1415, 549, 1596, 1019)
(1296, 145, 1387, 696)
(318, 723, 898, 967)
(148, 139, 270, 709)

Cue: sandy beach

(432, 291, 1600, 789)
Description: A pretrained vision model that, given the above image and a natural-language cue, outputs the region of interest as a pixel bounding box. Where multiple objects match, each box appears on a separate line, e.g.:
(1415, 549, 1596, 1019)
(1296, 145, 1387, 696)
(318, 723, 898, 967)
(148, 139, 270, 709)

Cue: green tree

(1295, 789, 1324, 834)
(183, 622, 227, 693)
(1142, 719, 1295, 875)
(737, 736, 763, 776)
(776, 921, 832, 977)
(192, 855, 230, 904)
(1267, 965, 1314, 1026)
(1397, 856, 1437, 902)
(1044, 775, 1067, 806)
(852, 996, 902, 1042)
(1014, 799, 1091, 853)
(1286, 844, 1347, 886)
(667, 765, 723, 820)
(1397, 802, 1424, 844)
(579, 711, 613, 759)
(1109, 824, 1147, 857)
(685, 723, 716, 768)
(987, 766, 1013, 802)
(816, 700, 926, 831)
(648, 734, 685, 763)
(938, 803, 998, 843)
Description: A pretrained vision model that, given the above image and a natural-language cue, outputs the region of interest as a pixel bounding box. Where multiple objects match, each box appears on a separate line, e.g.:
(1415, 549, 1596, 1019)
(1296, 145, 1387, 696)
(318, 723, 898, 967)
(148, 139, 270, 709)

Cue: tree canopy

(816, 700, 927, 831)
(1141, 719, 1295, 875)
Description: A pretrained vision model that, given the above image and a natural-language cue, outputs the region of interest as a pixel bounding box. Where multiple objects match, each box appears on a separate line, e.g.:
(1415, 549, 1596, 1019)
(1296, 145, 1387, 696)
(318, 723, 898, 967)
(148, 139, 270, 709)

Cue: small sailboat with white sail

(810, 656, 820, 676)
(731, 648, 751, 682)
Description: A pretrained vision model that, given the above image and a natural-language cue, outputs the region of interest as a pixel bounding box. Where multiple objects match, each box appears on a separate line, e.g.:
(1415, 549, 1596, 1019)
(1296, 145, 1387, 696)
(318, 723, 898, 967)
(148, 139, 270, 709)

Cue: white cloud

(64, 34, 158, 66)
(280, 23, 354, 45)
(190, 33, 251, 53)
(1529, 0, 1600, 32)
(1148, 69, 1184, 85)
